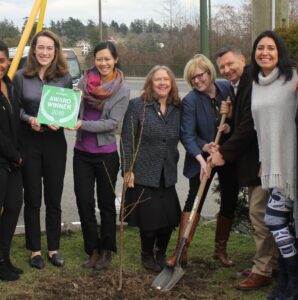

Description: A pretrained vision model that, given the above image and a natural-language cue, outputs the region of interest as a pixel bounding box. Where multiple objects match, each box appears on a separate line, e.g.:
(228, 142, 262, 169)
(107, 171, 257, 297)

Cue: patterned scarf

(80, 66, 124, 111)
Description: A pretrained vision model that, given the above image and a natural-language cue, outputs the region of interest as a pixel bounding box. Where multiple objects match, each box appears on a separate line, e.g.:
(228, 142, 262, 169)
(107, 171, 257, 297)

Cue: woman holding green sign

(73, 41, 130, 270)
(13, 30, 72, 269)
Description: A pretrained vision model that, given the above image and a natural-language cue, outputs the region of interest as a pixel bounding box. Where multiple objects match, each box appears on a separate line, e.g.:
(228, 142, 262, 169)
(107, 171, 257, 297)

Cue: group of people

(0, 28, 297, 300)
(0, 30, 130, 280)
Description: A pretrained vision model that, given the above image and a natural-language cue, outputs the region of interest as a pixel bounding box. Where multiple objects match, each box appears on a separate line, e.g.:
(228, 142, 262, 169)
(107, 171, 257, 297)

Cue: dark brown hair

(24, 30, 69, 82)
(141, 65, 180, 106)
(251, 30, 293, 83)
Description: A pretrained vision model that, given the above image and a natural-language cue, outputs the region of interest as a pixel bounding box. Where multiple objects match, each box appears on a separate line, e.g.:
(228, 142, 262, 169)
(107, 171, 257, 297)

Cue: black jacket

(0, 75, 22, 170)
(121, 97, 180, 188)
(219, 65, 261, 187)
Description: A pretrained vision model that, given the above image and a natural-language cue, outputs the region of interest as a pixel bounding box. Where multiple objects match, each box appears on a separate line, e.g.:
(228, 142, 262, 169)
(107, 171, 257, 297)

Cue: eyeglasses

(191, 71, 207, 83)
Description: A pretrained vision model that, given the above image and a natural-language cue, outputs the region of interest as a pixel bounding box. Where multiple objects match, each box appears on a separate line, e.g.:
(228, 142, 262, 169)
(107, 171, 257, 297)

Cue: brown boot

(94, 250, 112, 270)
(213, 214, 234, 267)
(83, 249, 99, 268)
(166, 212, 199, 267)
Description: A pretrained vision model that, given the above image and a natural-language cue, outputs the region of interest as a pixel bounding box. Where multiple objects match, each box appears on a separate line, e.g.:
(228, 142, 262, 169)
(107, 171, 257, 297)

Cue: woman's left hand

(74, 120, 82, 130)
(66, 120, 82, 131)
(47, 124, 60, 131)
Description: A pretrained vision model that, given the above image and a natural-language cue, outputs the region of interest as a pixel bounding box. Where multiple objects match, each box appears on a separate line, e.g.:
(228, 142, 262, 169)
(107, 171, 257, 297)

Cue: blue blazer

(181, 80, 230, 178)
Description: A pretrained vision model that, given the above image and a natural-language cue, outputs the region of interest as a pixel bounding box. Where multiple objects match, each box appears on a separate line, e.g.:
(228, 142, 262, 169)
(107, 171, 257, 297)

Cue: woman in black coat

(0, 41, 23, 281)
(121, 65, 181, 272)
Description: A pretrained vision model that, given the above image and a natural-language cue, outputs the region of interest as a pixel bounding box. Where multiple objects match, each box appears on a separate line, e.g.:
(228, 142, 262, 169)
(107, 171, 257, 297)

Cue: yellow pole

(36, 0, 47, 32)
(8, 0, 44, 79)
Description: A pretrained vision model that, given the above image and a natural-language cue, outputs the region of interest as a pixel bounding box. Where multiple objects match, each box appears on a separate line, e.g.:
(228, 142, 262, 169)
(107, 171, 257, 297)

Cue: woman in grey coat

(73, 41, 129, 271)
(121, 65, 181, 272)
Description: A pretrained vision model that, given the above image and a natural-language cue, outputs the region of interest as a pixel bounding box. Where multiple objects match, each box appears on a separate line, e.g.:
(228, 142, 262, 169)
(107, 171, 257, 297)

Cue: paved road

(16, 78, 220, 233)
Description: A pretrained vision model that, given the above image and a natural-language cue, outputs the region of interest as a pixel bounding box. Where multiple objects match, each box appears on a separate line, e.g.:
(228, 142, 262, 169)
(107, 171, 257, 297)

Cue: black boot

(4, 256, 23, 274)
(140, 230, 161, 272)
(155, 227, 172, 269)
(267, 255, 288, 300)
(0, 258, 19, 281)
(284, 254, 298, 300)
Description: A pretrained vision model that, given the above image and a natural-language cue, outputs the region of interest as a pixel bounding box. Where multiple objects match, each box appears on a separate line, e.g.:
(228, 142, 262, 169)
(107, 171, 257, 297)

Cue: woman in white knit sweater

(251, 30, 298, 300)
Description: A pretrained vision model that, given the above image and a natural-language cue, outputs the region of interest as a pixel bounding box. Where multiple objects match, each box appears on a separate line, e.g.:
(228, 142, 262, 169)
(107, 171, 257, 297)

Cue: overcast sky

(0, 0, 240, 29)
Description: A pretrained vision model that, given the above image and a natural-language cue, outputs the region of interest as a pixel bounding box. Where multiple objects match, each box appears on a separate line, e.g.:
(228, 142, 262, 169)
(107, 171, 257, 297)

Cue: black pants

(184, 163, 239, 219)
(73, 150, 119, 255)
(0, 168, 22, 258)
(22, 129, 66, 252)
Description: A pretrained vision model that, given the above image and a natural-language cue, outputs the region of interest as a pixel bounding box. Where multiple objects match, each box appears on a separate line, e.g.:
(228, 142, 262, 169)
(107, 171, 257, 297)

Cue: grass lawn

(0, 220, 272, 299)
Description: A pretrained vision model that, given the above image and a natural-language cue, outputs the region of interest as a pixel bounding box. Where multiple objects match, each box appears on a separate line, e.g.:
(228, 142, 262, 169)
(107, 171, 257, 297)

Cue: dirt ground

(5, 259, 235, 300)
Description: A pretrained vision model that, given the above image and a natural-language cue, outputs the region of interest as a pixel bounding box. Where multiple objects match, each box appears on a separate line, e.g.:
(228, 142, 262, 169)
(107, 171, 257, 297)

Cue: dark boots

(267, 255, 288, 300)
(140, 231, 161, 272)
(0, 257, 20, 281)
(4, 257, 23, 274)
(155, 227, 172, 269)
(284, 254, 298, 300)
(84, 249, 100, 268)
(166, 212, 199, 267)
(140, 228, 173, 273)
(94, 250, 112, 270)
(213, 214, 234, 267)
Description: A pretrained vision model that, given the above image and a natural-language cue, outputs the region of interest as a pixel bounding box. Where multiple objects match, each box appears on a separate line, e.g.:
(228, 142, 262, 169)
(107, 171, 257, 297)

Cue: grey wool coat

(76, 83, 130, 146)
(121, 97, 181, 188)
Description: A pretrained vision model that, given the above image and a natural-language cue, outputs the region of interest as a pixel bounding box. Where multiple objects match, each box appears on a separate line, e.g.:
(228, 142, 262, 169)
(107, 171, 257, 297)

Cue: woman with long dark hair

(251, 30, 298, 300)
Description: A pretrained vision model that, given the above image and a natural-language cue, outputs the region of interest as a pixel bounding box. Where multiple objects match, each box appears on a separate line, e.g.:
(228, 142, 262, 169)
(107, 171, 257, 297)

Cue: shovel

(152, 110, 228, 292)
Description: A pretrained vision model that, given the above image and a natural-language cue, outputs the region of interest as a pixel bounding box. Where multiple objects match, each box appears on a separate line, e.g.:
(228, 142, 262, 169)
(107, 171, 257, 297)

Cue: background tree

(289, 0, 298, 24)
(85, 20, 101, 48)
(119, 23, 129, 35)
(275, 24, 298, 61)
(110, 20, 120, 33)
(0, 19, 20, 46)
(20, 17, 38, 44)
(8, 0, 298, 76)
(129, 19, 146, 34)
(59, 17, 85, 46)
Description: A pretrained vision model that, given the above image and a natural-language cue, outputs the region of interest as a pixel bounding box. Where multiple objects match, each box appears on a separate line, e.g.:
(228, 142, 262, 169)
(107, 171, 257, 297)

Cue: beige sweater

(251, 67, 298, 201)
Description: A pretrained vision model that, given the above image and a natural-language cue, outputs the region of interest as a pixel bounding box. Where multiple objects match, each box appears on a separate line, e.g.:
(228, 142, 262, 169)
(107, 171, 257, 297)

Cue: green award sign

(37, 85, 81, 128)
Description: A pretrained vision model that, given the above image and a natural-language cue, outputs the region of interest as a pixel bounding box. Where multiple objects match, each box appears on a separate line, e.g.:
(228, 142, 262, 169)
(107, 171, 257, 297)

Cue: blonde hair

(184, 54, 216, 87)
(141, 65, 180, 106)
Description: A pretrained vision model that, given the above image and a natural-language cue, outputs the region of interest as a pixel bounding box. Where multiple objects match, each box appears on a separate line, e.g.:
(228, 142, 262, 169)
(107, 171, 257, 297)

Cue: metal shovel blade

(160, 264, 186, 292)
(151, 264, 186, 292)
(151, 239, 187, 291)
(151, 265, 175, 290)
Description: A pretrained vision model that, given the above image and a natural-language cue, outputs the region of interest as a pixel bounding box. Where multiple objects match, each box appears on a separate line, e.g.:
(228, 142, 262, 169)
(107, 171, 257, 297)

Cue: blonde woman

(166, 54, 238, 268)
